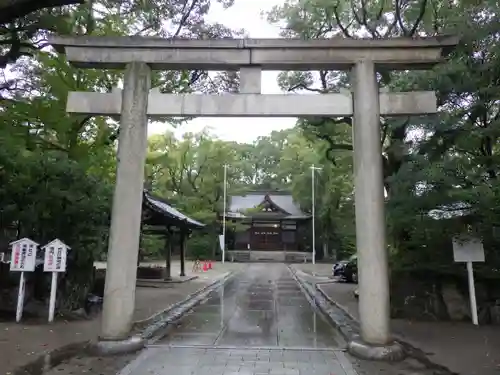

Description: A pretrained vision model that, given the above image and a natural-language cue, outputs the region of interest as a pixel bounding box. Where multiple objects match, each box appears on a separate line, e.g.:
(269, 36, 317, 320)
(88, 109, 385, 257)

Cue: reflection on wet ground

(11, 265, 353, 375)
(155, 263, 343, 348)
(124, 346, 355, 375)
(121, 264, 354, 375)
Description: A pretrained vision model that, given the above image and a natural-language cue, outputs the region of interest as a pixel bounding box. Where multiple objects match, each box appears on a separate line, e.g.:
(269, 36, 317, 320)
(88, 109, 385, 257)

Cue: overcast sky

(148, 0, 297, 143)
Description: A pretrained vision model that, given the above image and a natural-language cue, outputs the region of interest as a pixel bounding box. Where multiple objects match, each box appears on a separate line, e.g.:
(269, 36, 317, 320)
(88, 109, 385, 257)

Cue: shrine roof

(143, 190, 205, 229)
(428, 202, 472, 220)
(226, 192, 309, 219)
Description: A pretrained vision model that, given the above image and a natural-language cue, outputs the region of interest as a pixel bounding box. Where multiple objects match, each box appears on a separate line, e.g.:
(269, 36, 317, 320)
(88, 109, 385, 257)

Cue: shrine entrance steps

(227, 251, 312, 263)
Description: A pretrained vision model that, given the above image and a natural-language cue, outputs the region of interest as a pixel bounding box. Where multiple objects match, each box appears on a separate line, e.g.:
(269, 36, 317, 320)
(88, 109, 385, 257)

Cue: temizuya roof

(143, 190, 205, 229)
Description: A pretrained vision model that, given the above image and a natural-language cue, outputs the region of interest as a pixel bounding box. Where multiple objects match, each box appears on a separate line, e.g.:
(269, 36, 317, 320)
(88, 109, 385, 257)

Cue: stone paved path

(121, 346, 357, 375)
(120, 264, 356, 375)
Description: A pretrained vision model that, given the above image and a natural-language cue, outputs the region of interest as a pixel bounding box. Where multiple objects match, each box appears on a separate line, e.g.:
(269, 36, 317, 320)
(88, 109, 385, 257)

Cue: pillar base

(90, 335, 145, 356)
(347, 336, 406, 362)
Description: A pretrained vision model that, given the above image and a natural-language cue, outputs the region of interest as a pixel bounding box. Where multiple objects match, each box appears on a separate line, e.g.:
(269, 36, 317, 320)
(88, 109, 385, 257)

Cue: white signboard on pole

(452, 235, 485, 263)
(10, 238, 38, 272)
(43, 239, 69, 272)
(218, 235, 224, 252)
(9, 238, 39, 323)
(42, 239, 70, 323)
(452, 235, 485, 326)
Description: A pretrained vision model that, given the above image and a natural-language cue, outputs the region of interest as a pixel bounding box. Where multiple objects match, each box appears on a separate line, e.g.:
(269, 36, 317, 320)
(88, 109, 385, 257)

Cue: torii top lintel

(49, 35, 459, 71)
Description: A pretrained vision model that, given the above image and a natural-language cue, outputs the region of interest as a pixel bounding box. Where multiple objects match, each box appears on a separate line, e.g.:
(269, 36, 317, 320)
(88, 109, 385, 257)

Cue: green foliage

(187, 234, 215, 260)
(145, 126, 356, 260)
(277, 125, 356, 257)
(140, 234, 164, 260)
(0, 146, 112, 309)
(267, 0, 500, 269)
(4, 0, 500, 314)
(146, 130, 256, 259)
(0, 0, 244, 313)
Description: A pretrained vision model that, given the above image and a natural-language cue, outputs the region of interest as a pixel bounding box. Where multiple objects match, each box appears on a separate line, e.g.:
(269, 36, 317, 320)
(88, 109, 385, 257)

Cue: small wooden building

(224, 191, 310, 251)
(142, 190, 204, 279)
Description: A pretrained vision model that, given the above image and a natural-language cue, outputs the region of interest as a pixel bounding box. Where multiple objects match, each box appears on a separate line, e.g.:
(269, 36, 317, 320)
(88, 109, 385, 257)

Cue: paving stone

(121, 347, 350, 375)
(120, 264, 353, 375)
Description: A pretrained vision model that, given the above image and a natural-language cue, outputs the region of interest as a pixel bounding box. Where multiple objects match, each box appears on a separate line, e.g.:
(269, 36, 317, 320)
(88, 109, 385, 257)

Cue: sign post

(9, 238, 39, 323)
(222, 164, 227, 264)
(452, 234, 485, 325)
(310, 165, 322, 265)
(42, 239, 70, 323)
(218, 235, 224, 254)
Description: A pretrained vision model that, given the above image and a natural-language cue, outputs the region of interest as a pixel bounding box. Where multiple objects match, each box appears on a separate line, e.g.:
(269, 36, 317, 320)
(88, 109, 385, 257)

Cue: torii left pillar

(101, 62, 151, 346)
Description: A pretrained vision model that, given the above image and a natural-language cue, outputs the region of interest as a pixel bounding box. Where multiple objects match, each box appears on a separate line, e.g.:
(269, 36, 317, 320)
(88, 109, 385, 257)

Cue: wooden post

(179, 229, 186, 277)
(164, 228, 171, 281)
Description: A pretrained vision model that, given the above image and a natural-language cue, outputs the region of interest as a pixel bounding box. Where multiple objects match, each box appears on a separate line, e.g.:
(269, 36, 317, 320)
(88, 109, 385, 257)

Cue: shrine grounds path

(120, 263, 357, 375)
(12, 262, 490, 375)
(1, 261, 240, 375)
(293, 263, 500, 375)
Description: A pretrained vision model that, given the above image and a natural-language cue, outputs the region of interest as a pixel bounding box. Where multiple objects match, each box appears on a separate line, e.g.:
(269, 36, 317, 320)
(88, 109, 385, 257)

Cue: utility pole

(222, 164, 227, 264)
(310, 164, 322, 265)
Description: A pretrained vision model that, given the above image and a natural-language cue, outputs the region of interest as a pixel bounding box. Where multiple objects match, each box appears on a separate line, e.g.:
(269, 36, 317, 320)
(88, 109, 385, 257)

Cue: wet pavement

(121, 264, 355, 375)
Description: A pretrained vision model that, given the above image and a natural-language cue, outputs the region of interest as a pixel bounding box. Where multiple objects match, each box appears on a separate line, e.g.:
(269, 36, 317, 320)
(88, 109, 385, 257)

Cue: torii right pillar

(349, 59, 397, 359)
(348, 44, 457, 360)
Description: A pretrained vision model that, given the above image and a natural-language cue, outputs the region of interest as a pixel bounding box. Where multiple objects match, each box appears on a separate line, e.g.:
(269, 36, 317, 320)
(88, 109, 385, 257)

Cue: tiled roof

(228, 192, 309, 219)
(428, 202, 472, 220)
(143, 191, 205, 228)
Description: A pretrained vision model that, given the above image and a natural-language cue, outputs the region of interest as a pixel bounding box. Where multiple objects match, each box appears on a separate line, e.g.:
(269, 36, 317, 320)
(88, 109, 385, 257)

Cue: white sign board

(452, 235, 485, 263)
(218, 235, 224, 251)
(43, 239, 69, 272)
(42, 239, 70, 323)
(10, 238, 38, 272)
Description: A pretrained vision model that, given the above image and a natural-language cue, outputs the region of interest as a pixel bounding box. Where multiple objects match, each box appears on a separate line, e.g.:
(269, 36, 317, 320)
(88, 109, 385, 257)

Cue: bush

(187, 233, 215, 260)
(0, 150, 112, 311)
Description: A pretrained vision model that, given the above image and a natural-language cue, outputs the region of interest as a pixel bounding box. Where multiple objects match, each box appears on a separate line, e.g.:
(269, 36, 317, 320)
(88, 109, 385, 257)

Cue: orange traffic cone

(208, 260, 213, 270)
(203, 261, 208, 272)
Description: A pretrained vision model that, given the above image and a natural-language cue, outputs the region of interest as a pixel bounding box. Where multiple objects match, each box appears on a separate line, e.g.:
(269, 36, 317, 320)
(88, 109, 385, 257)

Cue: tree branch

(287, 82, 326, 93)
(332, 3, 351, 38)
(167, 167, 181, 193)
(0, 0, 84, 24)
(359, 0, 380, 38)
(350, 0, 364, 29)
(172, 0, 199, 38)
(186, 153, 208, 191)
(394, 0, 409, 36)
(409, 0, 428, 36)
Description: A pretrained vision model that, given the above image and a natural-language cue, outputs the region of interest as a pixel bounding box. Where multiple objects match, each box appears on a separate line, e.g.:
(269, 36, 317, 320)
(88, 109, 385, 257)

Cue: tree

(0, 145, 112, 310)
(146, 130, 249, 258)
(0, 0, 244, 315)
(0, 0, 84, 24)
(1, 0, 241, 93)
(266, 0, 447, 195)
(144, 127, 357, 259)
(277, 126, 355, 259)
(266, 0, 500, 269)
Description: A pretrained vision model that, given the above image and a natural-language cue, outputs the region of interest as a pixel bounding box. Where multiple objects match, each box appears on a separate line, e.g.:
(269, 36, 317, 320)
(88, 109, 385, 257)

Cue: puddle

(156, 264, 344, 348)
(12, 341, 91, 375)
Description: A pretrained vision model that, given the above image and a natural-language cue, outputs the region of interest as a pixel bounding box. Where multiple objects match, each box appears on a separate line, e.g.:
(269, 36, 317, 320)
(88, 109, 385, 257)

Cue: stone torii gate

(50, 36, 457, 358)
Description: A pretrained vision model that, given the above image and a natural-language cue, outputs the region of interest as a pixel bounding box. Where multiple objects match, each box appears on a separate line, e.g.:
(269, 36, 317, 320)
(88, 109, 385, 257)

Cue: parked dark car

(332, 255, 358, 283)
(332, 260, 349, 276)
